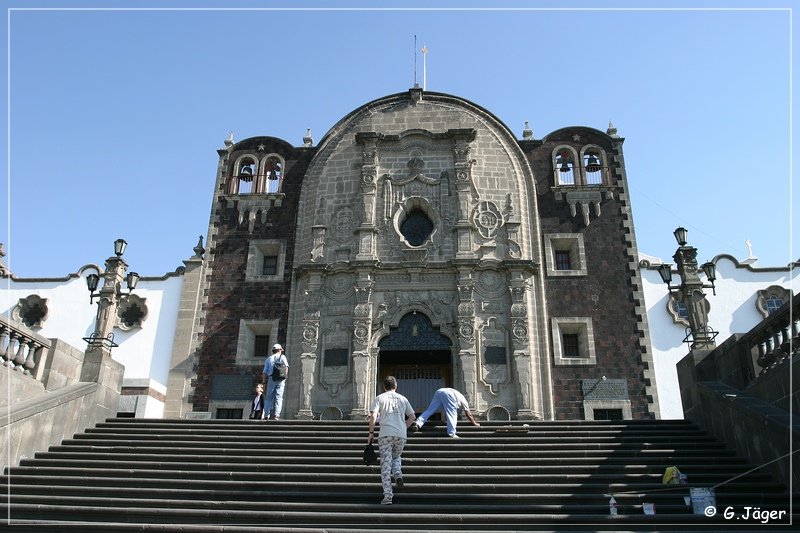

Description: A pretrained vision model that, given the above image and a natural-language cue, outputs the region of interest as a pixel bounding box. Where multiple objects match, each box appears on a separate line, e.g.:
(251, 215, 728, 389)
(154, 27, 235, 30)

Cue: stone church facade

(190, 88, 659, 421)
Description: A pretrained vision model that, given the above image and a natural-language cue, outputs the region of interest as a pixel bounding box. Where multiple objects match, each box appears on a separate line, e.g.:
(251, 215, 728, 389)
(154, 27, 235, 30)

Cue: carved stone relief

(472, 200, 504, 239)
(324, 273, 356, 300)
(332, 206, 356, 243)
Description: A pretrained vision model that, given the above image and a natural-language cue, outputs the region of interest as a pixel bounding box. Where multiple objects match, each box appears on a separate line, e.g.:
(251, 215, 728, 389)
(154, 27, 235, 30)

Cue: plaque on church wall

(484, 346, 507, 365)
(211, 374, 254, 400)
(581, 379, 629, 400)
(324, 348, 349, 367)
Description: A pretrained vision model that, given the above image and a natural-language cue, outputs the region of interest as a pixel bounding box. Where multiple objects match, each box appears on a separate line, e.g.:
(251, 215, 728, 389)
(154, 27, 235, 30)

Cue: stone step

(5, 502, 794, 527)
(20, 458, 754, 475)
(45, 442, 740, 458)
(4, 473, 785, 494)
(5, 482, 787, 503)
(30, 450, 747, 466)
(4, 493, 792, 516)
(4, 417, 794, 530)
(61, 436, 732, 451)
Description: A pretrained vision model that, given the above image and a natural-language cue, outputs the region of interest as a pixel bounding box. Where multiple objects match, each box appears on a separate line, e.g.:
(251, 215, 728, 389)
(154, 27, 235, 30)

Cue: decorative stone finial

(607, 121, 618, 137)
(224, 131, 234, 147)
(409, 86, 423, 104)
(193, 236, 205, 259)
(303, 128, 314, 147)
(522, 121, 533, 140)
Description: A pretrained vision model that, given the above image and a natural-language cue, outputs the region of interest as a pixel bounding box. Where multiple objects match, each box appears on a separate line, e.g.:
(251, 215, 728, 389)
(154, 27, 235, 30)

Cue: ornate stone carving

(510, 303, 527, 317)
(458, 284, 474, 302)
(472, 200, 504, 239)
(304, 288, 321, 318)
(362, 149, 377, 167)
(325, 273, 355, 300)
(378, 312, 452, 351)
(372, 303, 388, 328)
(116, 294, 148, 330)
(511, 286, 526, 303)
(332, 207, 356, 243)
(354, 303, 371, 318)
(354, 285, 371, 304)
(511, 318, 529, 345)
(458, 317, 476, 346)
(301, 321, 319, 351)
(361, 170, 376, 186)
(504, 193, 515, 220)
(458, 302, 475, 317)
(311, 226, 326, 262)
(13, 295, 49, 329)
(353, 319, 371, 350)
(565, 190, 603, 226)
(479, 270, 502, 291)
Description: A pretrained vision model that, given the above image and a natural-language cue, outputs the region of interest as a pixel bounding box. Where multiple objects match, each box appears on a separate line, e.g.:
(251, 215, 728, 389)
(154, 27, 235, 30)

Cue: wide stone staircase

(1, 418, 796, 531)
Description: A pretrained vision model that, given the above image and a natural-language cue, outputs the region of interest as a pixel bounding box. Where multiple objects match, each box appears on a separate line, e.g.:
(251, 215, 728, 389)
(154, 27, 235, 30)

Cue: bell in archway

(586, 154, 601, 173)
(239, 166, 253, 182)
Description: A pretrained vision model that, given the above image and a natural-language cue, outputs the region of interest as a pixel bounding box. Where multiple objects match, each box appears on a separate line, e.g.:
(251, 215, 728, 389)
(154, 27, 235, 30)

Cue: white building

(639, 251, 796, 418)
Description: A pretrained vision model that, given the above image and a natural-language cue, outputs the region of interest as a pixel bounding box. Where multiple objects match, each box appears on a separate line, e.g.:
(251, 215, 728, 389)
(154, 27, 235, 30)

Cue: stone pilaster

(297, 272, 322, 419)
(507, 264, 538, 419)
(451, 130, 477, 259)
(355, 132, 380, 261)
(349, 271, 374, 418)
(456, 268, 478, 401)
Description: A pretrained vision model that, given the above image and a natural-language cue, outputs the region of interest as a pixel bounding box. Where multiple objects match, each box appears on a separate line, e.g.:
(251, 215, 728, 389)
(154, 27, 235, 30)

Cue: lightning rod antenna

(414, 35, 418, 87)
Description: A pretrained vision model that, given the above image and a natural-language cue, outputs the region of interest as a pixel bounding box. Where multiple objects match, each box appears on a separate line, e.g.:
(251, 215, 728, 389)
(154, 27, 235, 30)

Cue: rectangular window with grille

(262, 256, 278, 276)
(562, 333, 580, 358)
(592, 409, 623, 420)
(254, 335, 271, 359)
(555, 250, 572, 270)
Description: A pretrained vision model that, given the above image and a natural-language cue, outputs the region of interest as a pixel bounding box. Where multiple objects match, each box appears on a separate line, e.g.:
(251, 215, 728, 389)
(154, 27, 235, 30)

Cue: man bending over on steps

(410, 387, 480, 438)
(368, 376, 416, 505)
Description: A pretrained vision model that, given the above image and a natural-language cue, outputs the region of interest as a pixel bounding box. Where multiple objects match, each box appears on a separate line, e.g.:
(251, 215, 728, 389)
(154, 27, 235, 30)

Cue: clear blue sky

(2, 1, 796, 279)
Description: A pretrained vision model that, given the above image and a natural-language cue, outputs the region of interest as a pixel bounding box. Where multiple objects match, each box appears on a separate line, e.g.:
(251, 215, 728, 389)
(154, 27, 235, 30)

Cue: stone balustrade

(0, 312, 52, 381)
(752, 299, 799, 374)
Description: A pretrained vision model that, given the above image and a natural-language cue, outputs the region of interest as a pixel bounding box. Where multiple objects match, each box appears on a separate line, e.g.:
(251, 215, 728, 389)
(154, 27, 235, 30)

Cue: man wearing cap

(261, 343, 289, 420)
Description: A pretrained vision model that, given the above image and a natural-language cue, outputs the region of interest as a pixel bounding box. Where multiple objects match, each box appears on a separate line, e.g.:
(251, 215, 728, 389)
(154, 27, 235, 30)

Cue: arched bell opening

(377, 311, 454, 416)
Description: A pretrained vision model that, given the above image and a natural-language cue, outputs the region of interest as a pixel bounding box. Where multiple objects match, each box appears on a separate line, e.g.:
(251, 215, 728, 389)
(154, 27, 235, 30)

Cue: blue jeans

(265, 378, 286, 419)
(416, 389, 460, 436)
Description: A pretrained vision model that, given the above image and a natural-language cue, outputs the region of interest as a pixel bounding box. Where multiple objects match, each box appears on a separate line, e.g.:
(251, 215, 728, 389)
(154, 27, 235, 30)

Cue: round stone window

(400, 208, 433, 246)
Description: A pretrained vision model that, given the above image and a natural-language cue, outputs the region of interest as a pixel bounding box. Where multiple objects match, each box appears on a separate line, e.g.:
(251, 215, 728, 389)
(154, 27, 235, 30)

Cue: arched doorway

(377, 312, 453, 413)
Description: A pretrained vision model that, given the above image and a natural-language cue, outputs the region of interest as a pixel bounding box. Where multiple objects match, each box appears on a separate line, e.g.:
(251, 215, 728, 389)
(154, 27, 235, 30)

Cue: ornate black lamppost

(83, 238, 139, 351)
(657, 227, 719, 350)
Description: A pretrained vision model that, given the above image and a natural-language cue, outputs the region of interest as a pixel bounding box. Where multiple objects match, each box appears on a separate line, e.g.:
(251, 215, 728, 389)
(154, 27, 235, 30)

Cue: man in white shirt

(368, 376, 416, 505)
(410, 387, 480, 438)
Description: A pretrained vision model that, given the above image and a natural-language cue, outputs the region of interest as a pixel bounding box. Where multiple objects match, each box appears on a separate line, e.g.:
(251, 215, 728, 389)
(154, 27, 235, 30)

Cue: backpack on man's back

(271, 355, 288, 381)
